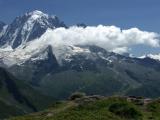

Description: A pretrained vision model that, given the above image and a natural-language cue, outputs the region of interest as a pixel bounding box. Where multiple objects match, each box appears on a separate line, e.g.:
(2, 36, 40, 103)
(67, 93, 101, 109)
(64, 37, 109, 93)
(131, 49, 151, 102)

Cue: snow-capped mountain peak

(26, 10, 48, 17)
(24, 10, 57, 23)
(0, 10, 66, 49)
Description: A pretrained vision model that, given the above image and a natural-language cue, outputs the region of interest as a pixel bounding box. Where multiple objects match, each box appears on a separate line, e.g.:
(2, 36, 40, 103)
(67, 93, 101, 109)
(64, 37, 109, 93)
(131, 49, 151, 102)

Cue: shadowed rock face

(27, 45, 60, 86)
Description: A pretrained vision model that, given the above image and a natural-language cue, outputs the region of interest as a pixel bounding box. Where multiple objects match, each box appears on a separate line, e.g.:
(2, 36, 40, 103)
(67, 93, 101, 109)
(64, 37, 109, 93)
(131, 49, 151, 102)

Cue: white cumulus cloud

(40, 25, 160, 54)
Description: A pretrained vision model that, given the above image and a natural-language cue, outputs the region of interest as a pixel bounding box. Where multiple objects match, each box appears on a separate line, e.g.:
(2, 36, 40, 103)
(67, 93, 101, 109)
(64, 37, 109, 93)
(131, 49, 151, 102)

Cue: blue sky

(0, 0, 159, 31)
(0, 0, 160, 56)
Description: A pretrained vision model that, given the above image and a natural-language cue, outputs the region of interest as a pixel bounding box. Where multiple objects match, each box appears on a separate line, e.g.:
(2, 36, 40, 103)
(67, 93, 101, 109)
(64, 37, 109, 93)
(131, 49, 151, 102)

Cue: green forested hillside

(0, 67, 53, 119)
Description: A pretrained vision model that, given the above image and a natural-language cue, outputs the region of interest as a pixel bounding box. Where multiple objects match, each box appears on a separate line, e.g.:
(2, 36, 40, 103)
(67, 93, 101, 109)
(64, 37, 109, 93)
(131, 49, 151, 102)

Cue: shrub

(109, 102, 142, 119)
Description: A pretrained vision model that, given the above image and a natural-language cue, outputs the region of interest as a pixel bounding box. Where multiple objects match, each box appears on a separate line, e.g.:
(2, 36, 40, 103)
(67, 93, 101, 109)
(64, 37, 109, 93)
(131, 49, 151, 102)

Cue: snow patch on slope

(0, 25, 8, 38)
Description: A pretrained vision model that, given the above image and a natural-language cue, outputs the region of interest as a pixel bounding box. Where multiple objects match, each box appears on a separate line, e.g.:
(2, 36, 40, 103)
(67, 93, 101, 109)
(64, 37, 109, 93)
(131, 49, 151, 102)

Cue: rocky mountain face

(0, 10, 160, 103)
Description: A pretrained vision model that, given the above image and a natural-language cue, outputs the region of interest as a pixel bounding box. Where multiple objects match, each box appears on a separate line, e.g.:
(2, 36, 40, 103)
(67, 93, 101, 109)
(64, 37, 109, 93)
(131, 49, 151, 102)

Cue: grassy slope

(10, 96, 160, 120)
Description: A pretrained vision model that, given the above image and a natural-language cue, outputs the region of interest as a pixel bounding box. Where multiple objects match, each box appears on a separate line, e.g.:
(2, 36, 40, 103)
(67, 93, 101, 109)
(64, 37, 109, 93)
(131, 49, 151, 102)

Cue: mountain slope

(7, 45, 160, 100)
(0, 67, 53, 119)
